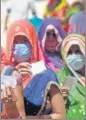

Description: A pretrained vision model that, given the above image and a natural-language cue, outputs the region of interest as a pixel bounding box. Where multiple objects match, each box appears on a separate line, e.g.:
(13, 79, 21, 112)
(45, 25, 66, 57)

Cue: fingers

(61, 86, 69, 92)
(1, 90, 7, 103)
(19, 71, 32, 77)
(9, 87, 17, 102)
(1, 86, 17, 104)
(16, 62, 31, 69)
(1, 87, 7, 103)
(18, 67, 32, 77)
(61, 85, 70, 89)
(15, 62, 32, 76)
(18, 68, 31, 73)
(5, 86, 11, 97)
(60, 86, 70, 99)
(62, 94, 69, 99)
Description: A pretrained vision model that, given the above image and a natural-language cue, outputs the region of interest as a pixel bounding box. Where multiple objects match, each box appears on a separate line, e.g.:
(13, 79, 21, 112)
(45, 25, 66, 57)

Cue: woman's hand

(16, 62, 32, 77)
(1, 86, 20, 118)
(61, 86, 69, 100)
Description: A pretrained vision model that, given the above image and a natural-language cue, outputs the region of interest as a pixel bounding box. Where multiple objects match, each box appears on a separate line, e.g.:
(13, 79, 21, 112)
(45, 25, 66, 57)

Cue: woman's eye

(53, 33, 56, 37)
(75, 50, 81, 54)
(47, 32, 51, 37)
(46, 32, 57, 38)
(68, 50, 72, 55)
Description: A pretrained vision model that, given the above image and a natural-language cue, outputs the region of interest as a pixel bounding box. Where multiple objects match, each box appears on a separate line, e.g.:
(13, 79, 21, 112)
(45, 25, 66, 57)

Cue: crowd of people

(1, 0, 85, 119)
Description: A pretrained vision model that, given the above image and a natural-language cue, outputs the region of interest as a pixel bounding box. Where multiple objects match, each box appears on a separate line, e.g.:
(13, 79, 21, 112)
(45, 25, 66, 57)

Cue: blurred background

(1, 0, 85, 48)
(1, 0, 47, 47)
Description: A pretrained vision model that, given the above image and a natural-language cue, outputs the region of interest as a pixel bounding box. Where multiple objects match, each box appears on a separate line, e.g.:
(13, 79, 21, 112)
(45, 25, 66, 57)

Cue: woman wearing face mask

(1, 20, 66, 119)
(57, 34, 85, 119)
(38, 17, 66, 71)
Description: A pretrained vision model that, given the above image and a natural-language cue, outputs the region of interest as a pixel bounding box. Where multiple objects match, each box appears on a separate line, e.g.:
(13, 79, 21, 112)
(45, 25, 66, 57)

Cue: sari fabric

(38, 18, 66, 71)
(57, 34, 85, 119)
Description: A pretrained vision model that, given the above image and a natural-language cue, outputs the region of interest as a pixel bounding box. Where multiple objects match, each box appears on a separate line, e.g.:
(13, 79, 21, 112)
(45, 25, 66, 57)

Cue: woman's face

(13, 35, 29, 44)
(13, 35, 32, 63)
(45, 29, 59, 53)
(68, 44, 82, 55)
(67, 44, 85, 71)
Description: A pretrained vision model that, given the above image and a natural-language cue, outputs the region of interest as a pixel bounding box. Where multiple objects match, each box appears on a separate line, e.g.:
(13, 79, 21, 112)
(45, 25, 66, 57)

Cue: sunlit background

(1, 0, 84, 48)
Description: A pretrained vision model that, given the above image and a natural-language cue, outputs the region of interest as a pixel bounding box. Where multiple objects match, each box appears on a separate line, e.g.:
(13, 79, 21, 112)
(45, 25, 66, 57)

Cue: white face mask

(67, 54, 85, 71)
(13, 43, 32, 63)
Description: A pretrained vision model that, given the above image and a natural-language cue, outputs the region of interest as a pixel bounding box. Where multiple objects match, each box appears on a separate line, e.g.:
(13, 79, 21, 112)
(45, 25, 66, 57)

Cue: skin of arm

(26, 85, 66, 119)
(2, 67, 66, 119)
(49, 85, 66, 119)
(12, 71, 26, 119)
(1, 83, 66, 119)
(14, 84, 26, 119)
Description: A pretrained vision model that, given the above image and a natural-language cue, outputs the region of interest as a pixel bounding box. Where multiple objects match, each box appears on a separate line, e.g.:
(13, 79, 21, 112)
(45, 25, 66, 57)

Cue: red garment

(49, 0, 55, 5)
(4, 20, 44, 88)
(6, 20, 43, 64)
(52, 7, 66, 20)
(1, 47, 7, 72)
(63, 23, 69, 33)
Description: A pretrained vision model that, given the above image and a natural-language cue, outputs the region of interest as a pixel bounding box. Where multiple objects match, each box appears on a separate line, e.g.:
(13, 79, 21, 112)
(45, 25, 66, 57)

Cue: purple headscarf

(38, 17, 66, 43)
(68, 11, 85, 35)
(38, 17, 66, 71)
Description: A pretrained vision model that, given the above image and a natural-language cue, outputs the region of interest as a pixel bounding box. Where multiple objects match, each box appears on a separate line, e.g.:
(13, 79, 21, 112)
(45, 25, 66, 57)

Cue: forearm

(26, 115, 51, 119)
(14, 84, 26, 119)
(26, 113, 66, 119)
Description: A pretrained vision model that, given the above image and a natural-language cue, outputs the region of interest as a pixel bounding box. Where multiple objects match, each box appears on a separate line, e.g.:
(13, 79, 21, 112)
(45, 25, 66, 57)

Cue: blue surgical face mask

(13, 43, 32, 62)
(67, 54, 85, 71)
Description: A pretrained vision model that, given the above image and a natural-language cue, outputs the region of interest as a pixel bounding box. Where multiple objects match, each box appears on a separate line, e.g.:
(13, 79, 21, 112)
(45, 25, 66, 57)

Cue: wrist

(6, 113, 22, 119)
(37, 115, 51, 119)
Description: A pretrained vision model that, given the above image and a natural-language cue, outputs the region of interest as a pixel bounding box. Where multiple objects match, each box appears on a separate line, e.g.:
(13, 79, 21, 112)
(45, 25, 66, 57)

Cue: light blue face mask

(67, 54, 85, 71)
(13, 43, 32, 62)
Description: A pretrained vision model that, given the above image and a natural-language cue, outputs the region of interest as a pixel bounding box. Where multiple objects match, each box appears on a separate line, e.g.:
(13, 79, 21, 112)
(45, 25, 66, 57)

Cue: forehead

(69, 44, 80, 50)
(46, 25, 59, 33)
(14, 35, 29, 43)
(46, 29, 55, 32)
(14, 35, 28, 40)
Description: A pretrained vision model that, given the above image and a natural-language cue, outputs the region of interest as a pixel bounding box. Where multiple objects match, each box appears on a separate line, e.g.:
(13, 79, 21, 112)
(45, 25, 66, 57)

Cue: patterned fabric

(1, 66, 23, 85)
(44, 0, 67, 18)
(1, 47, 8, 72)
(24, 68, 59, 106)
(3, 20, 44, 88)
(57, 34, 85, 119)
(38, 18, 66, 71)
(6, 20, 44, 64)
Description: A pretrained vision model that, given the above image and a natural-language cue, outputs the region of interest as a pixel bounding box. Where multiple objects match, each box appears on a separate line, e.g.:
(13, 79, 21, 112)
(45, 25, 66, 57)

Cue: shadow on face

(45, 29, 59, 53)
(13, 35, 29, 44)
(67, 44, 82, 55)
(67, 44, 85, 75)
